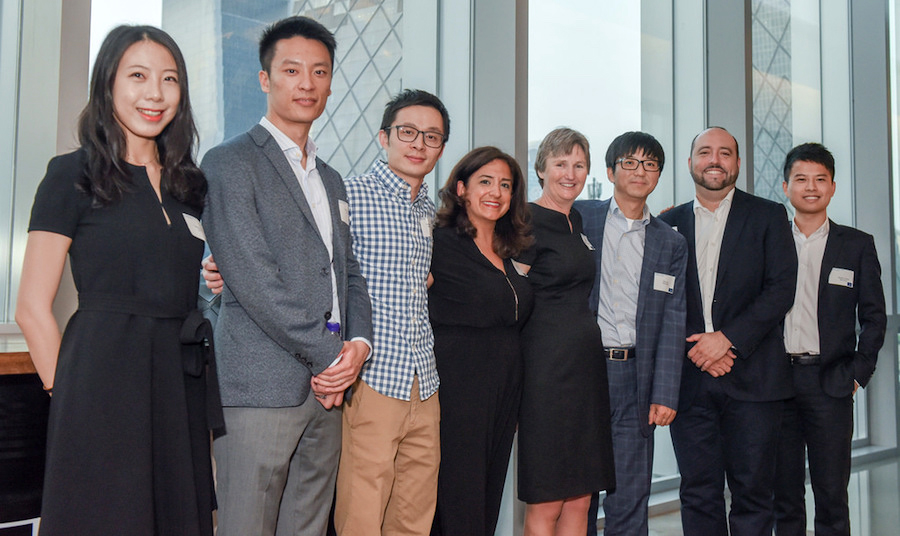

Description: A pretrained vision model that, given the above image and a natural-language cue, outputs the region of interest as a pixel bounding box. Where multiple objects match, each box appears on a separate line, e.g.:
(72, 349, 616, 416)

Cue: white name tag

(828, 267, 854, 288)
(338, 200, 350, 225)
(420, 216, 433, 238)
(653, 272, 675, 294)
(183, 213, 205, 241)
(581, 233, 595, 250)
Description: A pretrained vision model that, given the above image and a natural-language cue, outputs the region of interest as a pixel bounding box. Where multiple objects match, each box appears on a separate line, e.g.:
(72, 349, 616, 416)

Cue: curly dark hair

(436, 146, 533, 258)
(77, 25, 205, 210)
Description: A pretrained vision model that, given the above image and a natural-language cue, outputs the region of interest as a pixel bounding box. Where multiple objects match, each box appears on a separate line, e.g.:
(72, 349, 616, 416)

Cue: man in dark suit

(774, 143, 886, 536)
(658, 127, 797, 536)
(201, 17, 373, 536)
(577, 131, 687, 536)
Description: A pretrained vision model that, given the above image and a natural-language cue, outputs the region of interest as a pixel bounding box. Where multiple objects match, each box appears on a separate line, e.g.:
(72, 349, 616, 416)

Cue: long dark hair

(77, 25, 205, 210)
(436, 146, 533, 258)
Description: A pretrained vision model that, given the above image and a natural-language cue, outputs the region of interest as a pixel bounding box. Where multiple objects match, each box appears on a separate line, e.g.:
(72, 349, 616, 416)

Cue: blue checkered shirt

(344, 160, 438, 401)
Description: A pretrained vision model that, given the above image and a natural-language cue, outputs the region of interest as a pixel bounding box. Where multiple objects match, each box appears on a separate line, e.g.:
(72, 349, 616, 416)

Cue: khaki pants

(334, 377, 440, 535)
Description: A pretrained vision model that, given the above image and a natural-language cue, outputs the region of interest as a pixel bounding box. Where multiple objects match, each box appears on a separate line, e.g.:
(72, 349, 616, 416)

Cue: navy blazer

(576, 199, 688, 436)
(815, 221, 886, 398)
(658, 189, 797, 407)
(202, 124, 373, 407)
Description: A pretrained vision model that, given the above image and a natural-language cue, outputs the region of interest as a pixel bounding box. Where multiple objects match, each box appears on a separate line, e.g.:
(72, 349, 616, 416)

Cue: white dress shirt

(260, 116, 341, 326)
(596, 198, 649, 347)
(784, 219, 829, 354)
(694, 188, 735, 333)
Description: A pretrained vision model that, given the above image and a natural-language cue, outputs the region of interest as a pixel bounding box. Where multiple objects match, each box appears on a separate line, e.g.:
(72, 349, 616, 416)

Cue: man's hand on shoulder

(202, 254, 224, 294)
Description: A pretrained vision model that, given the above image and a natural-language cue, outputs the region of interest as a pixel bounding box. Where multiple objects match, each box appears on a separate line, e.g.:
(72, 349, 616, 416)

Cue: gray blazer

(202, 124, 373, 407)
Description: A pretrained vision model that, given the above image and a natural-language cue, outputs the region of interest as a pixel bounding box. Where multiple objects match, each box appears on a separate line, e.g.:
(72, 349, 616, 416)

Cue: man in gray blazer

(201, 16, 373, 536)
(577, 131, 687, 536)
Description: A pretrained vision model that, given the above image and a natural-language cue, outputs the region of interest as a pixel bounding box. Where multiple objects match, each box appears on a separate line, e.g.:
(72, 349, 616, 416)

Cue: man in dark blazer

(658, 127, 797, 536)
(577, 131, 687, 536)
(201, 17, 373, 536)
(774, 143, 886, 536)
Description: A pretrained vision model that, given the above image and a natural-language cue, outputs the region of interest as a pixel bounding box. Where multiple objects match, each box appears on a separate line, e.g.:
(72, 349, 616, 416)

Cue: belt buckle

(607, 348, 630, 361)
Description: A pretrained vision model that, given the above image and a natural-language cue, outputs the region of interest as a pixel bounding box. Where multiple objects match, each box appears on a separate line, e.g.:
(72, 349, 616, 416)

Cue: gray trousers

(214, 394, 341, 536)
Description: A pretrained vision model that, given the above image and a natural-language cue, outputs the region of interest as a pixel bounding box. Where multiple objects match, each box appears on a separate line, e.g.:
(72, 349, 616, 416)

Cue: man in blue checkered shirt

(333, 89, 450, 536)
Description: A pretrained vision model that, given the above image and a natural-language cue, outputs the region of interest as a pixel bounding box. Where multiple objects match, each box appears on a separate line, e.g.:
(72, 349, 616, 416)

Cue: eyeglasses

(616, 157, 661, 172)
(385, 125, 446, 148)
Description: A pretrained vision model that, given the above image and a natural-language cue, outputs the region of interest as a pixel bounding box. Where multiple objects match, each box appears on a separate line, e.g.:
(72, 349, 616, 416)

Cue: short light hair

(534, 128, 590, 186)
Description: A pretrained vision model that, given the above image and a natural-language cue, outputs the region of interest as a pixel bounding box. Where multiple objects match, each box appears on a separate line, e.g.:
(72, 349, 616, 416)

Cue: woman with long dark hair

(15, 25, 220, 535)
(429, 146, 534, 536)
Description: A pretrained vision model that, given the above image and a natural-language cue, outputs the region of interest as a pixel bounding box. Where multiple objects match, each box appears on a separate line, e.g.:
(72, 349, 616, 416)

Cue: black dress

(516, 203, 615, 503)
(429, 226, 534, 536)
(28, 150, 218, 536)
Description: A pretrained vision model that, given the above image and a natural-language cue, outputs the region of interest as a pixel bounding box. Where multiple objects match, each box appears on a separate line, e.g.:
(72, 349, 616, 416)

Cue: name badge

(828, 267, 854, 288)
(338, 200, 350, 225)
(183, 213, 205, 241)
(653, 272, 675, 294)
(420, 216, 433, 238)
(581, 233, 595, 250)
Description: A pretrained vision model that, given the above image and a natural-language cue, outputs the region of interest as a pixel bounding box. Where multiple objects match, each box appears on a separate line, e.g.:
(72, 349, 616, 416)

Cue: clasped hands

(202, 255, 366, 409)
(686, 330, 735, 377)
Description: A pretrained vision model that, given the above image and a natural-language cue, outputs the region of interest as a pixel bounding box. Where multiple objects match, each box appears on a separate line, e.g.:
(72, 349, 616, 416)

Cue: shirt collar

(259, 116, 318, 167)
(370, 159, 430, 202)
(693, 187, 735, 215)
(609, 196, 650, 227)
(791, 217, 830, 240)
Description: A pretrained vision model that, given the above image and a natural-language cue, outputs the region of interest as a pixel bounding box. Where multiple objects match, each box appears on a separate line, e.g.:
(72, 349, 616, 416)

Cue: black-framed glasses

(616, 157, 661, 172)
(385, 125, 446, 148)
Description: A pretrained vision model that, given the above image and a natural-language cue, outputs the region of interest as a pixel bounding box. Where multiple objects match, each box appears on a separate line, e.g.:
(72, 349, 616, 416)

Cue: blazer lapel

(251, 124, 323, 243)
(818, 220, 845, 299)
(636, 220, 663, 327)
(715, 189, 747, 289)
(679, 203, 703, 319)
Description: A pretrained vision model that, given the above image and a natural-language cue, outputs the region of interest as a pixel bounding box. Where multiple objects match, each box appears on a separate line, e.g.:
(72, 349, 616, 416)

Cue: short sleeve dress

(516, 203, 615, 503)
(429, 226, 534, 536)
(28, 150, 218, 536)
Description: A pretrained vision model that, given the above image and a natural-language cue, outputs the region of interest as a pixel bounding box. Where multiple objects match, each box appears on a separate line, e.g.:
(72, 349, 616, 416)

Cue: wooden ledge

(1, 351, 36, 375)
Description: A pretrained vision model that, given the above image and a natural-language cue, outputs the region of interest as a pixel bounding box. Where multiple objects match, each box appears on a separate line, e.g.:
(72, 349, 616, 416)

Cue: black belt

(604, 347, 636, 361)
(78, 292, 225, 433)
(787, 352, 822, 365)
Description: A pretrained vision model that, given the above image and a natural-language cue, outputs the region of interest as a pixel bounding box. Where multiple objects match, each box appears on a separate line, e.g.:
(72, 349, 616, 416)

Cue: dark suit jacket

(815, 221, 886, 398)
(577, 199, 688, 436)
(202, 124, 373, 407)
(658, 188, 797, 407)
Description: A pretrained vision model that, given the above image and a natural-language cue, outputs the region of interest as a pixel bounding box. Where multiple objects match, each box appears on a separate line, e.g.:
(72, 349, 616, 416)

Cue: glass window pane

(527, 0, 642, 202)
(0, 0, 22, 323)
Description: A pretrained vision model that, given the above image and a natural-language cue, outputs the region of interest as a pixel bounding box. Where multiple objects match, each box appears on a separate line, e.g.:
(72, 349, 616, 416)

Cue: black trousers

(670, 375, 783, 536)
(774, 364, 853, 536)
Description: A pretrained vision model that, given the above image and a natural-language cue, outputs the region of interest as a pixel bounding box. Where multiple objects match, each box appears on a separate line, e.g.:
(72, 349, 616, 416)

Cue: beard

(690, 165, 738, 191)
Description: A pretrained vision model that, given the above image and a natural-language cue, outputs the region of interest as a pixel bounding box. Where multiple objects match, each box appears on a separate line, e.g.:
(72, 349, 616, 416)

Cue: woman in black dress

(518, 128, 615, 536)
(15, 26, 220, 535)
(429, 147, 534, 536)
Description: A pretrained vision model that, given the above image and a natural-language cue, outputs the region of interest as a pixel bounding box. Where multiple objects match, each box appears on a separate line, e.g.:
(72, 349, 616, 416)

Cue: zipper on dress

(504, 275, 519, 322)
